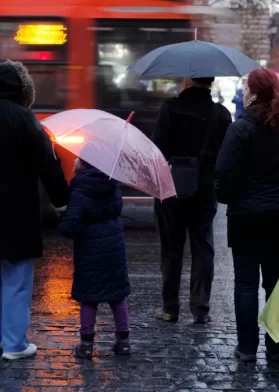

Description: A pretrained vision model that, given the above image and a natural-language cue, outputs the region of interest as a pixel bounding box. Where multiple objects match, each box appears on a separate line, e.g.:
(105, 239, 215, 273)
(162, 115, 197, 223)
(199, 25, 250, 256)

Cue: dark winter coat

(59, 168, 130, 304)
(216, 108, 279, 248)
(0, 60, 68, 260)
(152, 87, 232, 184)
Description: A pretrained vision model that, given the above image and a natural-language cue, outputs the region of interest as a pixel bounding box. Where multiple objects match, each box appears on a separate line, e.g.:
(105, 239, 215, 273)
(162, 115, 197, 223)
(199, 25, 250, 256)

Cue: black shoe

(113, 335, 130, 356)
(75, 342, 93, 359)
(234, 346, 256, 362)
(156, 310, 179, 322)
(75, 334, 94, 360)
(267, 351, 279, 361)
(193, 315, 211, 325)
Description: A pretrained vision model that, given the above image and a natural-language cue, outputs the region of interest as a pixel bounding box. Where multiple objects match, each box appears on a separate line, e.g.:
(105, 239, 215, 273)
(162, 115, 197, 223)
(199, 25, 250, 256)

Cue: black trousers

(229, 213, 279, 355)
(232, 247, 279, 354)
(155, 185, 217, 318)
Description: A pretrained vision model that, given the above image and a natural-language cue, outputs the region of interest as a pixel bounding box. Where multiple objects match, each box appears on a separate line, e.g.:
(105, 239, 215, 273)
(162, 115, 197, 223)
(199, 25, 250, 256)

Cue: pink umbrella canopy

(42, 109, 176, 200)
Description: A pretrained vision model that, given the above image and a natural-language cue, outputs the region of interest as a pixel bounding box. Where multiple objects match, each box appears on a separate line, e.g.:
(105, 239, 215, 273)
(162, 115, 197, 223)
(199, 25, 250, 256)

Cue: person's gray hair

(6, 60, 35, 108)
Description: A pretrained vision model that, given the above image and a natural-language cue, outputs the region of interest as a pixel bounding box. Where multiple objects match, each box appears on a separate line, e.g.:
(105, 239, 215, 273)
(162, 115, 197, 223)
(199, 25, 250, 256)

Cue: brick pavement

(1, 205, 279, 392)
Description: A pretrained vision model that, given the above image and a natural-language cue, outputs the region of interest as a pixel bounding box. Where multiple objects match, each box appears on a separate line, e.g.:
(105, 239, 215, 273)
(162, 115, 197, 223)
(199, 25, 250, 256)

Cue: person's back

(153, 83, 232, 181)
(0, 60, 68, 361)
(216, 68, 279, 362)
(217, 111, 279, 216)
(153, 77, 232, 325)
(0, 98, 68, 259)
(59, 159, 130, 358)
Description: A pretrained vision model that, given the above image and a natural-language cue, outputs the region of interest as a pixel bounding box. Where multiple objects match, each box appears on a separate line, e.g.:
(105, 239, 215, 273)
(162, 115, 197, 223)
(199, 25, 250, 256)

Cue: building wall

(270, 13, 279, 71)
(192, 3, 270, 63)
(237, 8, 270, 62)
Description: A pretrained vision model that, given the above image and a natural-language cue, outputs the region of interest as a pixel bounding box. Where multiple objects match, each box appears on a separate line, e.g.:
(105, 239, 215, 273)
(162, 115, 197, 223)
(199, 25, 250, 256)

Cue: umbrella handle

(126, 111, 135, 126)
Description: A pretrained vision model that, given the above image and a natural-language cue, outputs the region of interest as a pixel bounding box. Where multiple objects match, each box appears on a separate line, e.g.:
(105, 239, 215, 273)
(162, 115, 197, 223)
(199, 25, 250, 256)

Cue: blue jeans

(232, 248, 279, 354)
(0, 260, 34, 352)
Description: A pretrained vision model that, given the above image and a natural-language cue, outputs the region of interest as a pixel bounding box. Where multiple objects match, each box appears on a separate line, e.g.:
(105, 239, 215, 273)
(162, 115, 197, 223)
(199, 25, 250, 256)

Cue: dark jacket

(0, 61, 68, 261)
(59, 168, 130, 304)
(152, 87, 232, 183)
(216, 109, 279, 215)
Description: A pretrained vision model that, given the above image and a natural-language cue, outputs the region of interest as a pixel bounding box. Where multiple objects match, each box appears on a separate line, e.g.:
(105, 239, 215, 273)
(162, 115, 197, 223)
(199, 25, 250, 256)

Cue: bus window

(94, 19, 192, 198)
(24, 64, 66, 110)
(94, 19, 192, 117)
(0, 19, 67, 110)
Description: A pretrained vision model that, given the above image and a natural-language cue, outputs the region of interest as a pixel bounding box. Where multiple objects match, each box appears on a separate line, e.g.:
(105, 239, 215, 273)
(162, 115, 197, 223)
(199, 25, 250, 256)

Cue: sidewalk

(1, 205, 279, 391)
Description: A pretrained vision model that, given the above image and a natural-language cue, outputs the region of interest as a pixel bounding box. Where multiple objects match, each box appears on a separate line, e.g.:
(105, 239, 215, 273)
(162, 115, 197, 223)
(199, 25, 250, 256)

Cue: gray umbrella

(130, 40, 261, 78)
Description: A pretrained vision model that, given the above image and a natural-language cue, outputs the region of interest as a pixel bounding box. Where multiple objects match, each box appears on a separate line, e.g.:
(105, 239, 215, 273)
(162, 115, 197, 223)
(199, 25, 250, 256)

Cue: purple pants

(80, 299, 129, 335)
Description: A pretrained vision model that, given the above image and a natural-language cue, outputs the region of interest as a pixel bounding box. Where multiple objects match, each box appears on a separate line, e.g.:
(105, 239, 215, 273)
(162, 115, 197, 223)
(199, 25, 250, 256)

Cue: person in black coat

(59, 158, 130, 358)
(0, 60, 69, 360)
(153, 78, 232, 324)
(216, 68, 279, 362)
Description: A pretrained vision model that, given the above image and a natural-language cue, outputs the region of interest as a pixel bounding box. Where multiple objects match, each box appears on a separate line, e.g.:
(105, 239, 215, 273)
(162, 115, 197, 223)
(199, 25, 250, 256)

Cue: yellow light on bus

(14, 24, 67, 45)
(56, 136, 85, 144)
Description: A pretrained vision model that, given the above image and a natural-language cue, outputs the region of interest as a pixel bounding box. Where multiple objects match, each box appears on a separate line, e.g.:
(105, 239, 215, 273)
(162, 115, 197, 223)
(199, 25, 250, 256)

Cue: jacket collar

(241, 103, 268, 126)
(76, 167, 107, 179)
(179, 87, 212, 101)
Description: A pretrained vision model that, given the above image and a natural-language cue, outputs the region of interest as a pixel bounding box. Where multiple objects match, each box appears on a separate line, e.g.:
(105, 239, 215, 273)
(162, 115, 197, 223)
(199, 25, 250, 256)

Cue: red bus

(0, 0, 195, 213)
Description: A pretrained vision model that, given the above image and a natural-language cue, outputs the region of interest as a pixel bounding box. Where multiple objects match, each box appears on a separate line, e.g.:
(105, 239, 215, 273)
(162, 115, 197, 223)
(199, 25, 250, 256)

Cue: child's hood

(71, 167, 119, 198)
(70, 168, 123, 221)
(69, 167, 122, 220)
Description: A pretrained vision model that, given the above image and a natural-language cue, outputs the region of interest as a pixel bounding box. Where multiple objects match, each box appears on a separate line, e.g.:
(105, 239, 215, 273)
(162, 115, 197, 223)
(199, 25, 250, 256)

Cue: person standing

(0, 60, 68, 360)
(232, 87, 244, 119)
(59, 158, 130, 358)
(216, 68, 279, 362)
(153, 77, 232, 324)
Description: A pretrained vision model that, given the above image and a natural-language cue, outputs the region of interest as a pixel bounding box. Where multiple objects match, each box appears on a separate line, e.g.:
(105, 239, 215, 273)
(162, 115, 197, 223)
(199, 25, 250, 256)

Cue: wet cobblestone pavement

(1, 205, 279, 391)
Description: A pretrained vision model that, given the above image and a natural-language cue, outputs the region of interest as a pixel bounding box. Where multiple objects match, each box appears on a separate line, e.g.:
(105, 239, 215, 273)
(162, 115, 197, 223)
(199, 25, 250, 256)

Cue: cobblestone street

(1, 205, 279, 392)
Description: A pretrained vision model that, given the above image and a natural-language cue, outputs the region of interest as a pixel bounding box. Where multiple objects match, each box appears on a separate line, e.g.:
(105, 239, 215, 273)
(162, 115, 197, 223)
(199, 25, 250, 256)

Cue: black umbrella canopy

(129, 40, 261, 78)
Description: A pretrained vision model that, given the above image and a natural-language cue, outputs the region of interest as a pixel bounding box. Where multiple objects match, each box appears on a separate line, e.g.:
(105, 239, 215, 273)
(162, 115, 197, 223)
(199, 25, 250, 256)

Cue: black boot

(75, 334, 94, 359)
(113, 331, 130, 356)
(234, 345, 257, 362)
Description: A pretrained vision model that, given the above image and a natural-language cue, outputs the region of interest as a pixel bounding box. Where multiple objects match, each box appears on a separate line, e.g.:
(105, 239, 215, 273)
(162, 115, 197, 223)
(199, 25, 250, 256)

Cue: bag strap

(199, 102, 220, 165)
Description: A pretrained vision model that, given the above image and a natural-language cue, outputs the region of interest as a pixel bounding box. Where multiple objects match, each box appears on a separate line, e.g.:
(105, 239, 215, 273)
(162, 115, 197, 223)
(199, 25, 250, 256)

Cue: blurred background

(0, 0, 277, 209)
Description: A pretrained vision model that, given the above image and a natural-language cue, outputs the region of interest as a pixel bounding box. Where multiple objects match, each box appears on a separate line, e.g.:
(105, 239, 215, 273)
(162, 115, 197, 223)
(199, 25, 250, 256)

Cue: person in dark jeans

(216, 68, 279, 362)
(153, 78, 232, 324)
